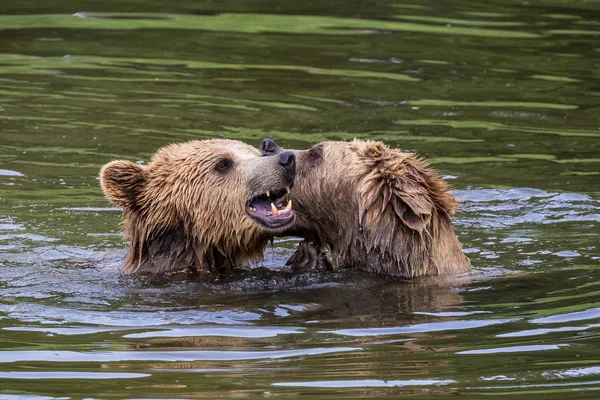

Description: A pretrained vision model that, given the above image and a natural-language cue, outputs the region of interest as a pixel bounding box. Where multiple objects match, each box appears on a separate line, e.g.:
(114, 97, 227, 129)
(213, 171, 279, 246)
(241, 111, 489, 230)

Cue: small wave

(272, 378, 456, 388)
(457, 344, 568, 355)
(0, 347, 360, 363)
(323, 318, 516, 337)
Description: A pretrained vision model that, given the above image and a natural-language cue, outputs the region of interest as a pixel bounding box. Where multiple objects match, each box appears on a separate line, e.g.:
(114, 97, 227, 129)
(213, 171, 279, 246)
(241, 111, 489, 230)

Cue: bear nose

(278, 151, 296, 175)
(260, 138, 280, 156)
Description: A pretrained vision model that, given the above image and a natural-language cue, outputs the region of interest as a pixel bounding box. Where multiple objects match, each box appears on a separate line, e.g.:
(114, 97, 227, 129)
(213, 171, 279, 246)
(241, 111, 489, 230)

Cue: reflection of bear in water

(260, 139, 471, 279)
(100, 139, 295, 279)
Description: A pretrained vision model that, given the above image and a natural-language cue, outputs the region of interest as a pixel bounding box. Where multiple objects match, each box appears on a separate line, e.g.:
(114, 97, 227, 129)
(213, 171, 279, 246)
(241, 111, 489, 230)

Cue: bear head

(100, 139, 296, 277)
(259, 138, 471, 279)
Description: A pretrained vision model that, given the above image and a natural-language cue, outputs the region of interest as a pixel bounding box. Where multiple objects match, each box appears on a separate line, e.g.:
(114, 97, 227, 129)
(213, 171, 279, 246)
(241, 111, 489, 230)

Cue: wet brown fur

(286, 140, 471, 279)
(100, 139, 294, 278)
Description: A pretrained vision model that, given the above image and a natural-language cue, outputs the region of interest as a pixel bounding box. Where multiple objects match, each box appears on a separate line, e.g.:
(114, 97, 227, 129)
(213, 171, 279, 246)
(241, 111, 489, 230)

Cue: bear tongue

(248, 198, 269, 215)
(249, 199, 291, 216)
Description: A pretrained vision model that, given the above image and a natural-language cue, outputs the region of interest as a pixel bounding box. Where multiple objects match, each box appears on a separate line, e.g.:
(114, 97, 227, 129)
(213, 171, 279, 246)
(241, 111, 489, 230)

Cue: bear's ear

(360, 175, 433, 234)
(355, 141, 433, 233)
(391, 179, 433, 232)
(100, 160, 148, 208)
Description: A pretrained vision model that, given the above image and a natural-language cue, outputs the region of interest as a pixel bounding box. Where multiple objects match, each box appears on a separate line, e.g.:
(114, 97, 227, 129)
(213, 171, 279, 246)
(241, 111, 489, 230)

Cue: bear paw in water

(285, 239, 333, 273)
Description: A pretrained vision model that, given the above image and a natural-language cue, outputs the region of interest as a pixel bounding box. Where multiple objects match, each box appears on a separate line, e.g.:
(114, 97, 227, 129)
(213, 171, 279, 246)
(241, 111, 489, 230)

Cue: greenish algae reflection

(0, 12, 541, 38)
(394, 120, 600, 138)
(409, 100, 578, 110)
(0, 53, 419, 82)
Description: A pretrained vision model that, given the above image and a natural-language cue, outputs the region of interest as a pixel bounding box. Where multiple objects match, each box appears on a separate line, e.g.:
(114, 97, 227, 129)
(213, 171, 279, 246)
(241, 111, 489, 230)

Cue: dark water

(1, 0, 599, 398)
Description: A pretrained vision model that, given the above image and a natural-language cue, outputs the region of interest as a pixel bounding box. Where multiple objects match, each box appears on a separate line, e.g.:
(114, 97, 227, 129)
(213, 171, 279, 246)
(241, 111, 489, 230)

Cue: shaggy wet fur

(100, 139, 294, 278)
(262, 139, 471, 279)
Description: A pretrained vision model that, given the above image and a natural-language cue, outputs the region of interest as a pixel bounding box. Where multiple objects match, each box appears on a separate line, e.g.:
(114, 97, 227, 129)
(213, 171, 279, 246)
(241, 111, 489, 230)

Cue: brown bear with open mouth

(260, 138, 471, 279)
(100, 139, 295, 278)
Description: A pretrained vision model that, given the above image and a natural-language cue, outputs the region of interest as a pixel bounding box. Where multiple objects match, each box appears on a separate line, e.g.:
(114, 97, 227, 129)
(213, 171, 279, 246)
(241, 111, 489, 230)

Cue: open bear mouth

(247, 186, 294, 229)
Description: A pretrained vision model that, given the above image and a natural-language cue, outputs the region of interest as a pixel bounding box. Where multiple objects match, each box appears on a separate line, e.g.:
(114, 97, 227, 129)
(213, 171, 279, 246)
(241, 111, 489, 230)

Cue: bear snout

(260, 138, 282, 156)
(278, 151, 296, 176)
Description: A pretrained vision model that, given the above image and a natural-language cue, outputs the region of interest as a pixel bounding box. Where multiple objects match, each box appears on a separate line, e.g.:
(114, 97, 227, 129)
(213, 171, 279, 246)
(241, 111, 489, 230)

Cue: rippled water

(1, 0, 599, 398)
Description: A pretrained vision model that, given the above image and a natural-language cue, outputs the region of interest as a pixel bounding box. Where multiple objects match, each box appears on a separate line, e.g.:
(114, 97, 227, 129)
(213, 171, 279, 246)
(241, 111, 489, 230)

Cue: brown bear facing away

(260, 138, 471, 279)
(100, 139, 296, 278)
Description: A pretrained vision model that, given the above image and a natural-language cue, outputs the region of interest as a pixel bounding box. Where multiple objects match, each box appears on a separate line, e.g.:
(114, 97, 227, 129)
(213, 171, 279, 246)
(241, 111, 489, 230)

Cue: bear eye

(215, 158, 233, 172)
(308, 144, 323, 161)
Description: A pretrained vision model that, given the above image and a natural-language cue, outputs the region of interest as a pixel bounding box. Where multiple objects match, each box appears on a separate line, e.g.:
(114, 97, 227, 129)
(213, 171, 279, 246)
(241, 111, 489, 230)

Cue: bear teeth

(269, 200, 293, 216)
(286, 186, 291, 194)
(266, 191, 270, 198)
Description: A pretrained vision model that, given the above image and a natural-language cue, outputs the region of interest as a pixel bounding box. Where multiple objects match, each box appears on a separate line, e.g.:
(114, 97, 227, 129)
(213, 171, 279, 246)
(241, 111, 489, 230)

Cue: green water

(1, 0, 599, 398)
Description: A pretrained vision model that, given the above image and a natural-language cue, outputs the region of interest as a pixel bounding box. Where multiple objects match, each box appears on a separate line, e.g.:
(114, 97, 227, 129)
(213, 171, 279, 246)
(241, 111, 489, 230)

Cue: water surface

(1, 0, 599, 398)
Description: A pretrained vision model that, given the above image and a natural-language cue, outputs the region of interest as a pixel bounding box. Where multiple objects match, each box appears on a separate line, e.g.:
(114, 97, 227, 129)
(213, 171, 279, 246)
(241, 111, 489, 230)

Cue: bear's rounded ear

(355, 141, 434, 233)
(394, 189, 433, 233)
(100, 160, 148, 208)
(361, 179, 433, 234)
